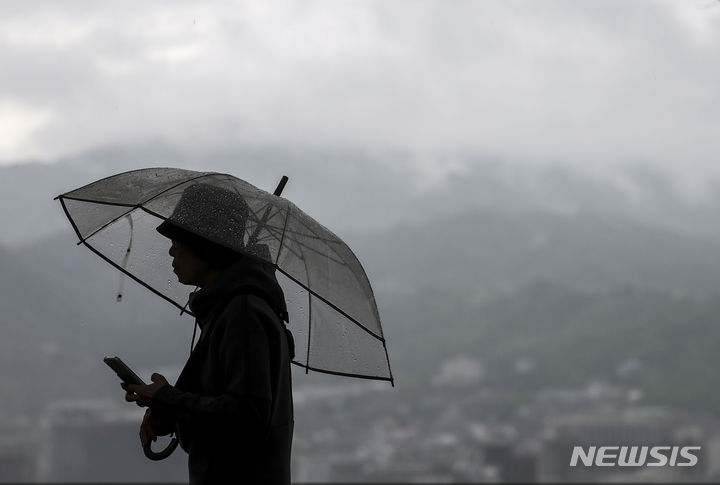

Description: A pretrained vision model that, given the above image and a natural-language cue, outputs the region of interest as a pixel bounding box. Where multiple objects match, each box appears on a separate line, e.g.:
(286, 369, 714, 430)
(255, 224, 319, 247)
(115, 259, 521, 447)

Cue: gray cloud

(0, 0, 718, 183)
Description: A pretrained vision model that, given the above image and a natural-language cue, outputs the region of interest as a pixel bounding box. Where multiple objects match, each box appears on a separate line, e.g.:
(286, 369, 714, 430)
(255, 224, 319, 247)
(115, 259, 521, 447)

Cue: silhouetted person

(123, 184, 294, 485)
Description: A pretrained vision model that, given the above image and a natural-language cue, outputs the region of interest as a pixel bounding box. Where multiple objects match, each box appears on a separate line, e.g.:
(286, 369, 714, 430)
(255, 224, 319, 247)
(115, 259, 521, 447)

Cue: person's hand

(123, 373, 169, 408)
(140, 409, 158, 446)
(139, 408, 175, 446)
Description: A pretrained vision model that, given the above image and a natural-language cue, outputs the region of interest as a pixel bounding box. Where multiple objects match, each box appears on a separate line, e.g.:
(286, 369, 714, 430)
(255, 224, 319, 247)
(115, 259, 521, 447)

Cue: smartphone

(103, 356, 146, 386)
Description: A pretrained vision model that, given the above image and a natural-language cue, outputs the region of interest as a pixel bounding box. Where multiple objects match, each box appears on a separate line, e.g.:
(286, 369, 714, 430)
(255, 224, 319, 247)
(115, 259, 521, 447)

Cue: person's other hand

(123, 373, 169, 408)
(138, 408, 175, 446)
(139, 409, 158, 446)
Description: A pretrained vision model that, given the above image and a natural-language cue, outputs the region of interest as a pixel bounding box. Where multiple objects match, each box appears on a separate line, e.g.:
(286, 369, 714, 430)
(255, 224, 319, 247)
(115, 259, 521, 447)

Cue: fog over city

(1, 1, 720, 482)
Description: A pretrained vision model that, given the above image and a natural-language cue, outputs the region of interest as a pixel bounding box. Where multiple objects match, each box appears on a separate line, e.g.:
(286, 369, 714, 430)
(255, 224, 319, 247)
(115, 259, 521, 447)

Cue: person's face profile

(169, 240, 215, 287)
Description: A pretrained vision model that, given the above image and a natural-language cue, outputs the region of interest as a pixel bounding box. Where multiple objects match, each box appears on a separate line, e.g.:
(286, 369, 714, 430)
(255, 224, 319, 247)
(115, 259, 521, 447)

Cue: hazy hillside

(356, 208, 720, 301)
(383, 281, 720, 415)
(4, 205, 720, 417)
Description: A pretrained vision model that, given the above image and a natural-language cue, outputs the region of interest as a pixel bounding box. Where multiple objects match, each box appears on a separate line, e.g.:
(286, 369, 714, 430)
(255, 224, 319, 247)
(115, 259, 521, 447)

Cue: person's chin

(172, 268, 186, 285)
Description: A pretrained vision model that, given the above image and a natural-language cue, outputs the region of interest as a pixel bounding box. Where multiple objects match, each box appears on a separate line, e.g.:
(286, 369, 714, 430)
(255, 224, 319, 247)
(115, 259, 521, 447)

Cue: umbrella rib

(293, 235, 314, 373)
(58, 172, 216, 207)
(248, 199, 286, 248)
(280, 221, 343, 251)
(290, 361, 393, 383)
(58, 197, 137, 245)
(59, 197, 91, 246)
(270, 225, 337, 243)
(229, 202, 287, 249)
(245, 206, 265, 228)
(252, 217, 345, 265)
(247, 208, 286, 246)
(267, 233, 305, 262)
(81, 238, 194, 316)
(278, 215, 384, 341)
(274, 206, 291, 265)
(218, 178, 288, 240)
(56, 196, 137, 207)
(305, 281, 312, 374)
(381, 338, 395, 388)
(138, 172, 219, 206)
(81, 209, 135, 244)
(263, 225, 347, 267)
(269, 227, 345, 253)
(56, 169, 147, 199)
(276, 267, 384, 342)
(57, 167, 201, 201)
(262, 219, 349, 266)
(284, 216, 350, 267)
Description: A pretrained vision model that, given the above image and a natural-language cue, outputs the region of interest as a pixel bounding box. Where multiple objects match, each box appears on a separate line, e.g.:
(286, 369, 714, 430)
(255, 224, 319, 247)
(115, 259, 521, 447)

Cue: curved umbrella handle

(143, 436, 179, 461)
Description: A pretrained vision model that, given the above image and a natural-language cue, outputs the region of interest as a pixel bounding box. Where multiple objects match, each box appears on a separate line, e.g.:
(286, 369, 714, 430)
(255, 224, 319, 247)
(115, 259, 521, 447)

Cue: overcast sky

(1, 0, 719, 182)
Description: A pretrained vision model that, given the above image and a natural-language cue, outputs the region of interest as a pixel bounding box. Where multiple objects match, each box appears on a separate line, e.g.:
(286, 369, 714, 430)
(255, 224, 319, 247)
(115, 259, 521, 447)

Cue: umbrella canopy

(56, 168, 393, 384)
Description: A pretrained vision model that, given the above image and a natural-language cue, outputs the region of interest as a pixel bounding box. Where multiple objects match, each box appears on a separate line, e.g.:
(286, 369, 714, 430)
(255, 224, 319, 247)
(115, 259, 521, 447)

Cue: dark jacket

(151, 256, 294, 485)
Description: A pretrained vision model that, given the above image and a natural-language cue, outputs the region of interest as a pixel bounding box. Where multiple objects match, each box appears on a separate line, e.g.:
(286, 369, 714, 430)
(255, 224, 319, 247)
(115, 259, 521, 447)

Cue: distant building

(483, 443, 537, 483)
(0, 416, 36, 481)
(36, 399, 187, 482)
(0, 441, 34, 481)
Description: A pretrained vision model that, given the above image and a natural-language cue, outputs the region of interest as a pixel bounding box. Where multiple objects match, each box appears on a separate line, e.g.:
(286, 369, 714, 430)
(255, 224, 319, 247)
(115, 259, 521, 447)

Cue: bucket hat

(156, 184, 250, 266)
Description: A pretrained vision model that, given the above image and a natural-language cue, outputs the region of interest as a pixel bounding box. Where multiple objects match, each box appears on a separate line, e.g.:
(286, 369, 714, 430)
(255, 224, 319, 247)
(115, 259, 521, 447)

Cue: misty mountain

(4, 201, 720, 417)
(355, 208, 720, 302)
(383, 280, 720, 415)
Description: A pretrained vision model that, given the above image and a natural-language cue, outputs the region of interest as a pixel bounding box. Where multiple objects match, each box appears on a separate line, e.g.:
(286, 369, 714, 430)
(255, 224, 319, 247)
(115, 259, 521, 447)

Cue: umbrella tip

(273, 175, 289, 197)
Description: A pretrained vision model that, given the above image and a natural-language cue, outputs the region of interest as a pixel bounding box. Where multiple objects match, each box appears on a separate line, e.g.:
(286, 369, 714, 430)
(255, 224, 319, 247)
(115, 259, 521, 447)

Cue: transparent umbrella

(56, 167, 393, 384)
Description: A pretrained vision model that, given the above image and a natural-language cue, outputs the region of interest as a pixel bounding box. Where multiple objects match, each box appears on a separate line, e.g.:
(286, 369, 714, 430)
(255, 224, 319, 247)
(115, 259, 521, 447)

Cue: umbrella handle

(143, 436, 179, 461)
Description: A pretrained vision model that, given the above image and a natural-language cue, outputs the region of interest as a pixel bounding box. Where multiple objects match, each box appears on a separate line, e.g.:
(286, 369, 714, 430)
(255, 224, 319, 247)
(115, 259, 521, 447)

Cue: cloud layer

(0, 0, 718, 179)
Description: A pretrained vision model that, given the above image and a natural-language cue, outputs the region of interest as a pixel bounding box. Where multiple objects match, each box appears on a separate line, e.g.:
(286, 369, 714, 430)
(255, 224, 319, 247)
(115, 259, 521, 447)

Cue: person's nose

(169, 242, 176, 257)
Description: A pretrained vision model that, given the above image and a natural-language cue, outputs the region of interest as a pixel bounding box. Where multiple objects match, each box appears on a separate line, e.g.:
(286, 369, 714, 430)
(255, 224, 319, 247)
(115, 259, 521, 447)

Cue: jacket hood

(188, 256, 288, 325)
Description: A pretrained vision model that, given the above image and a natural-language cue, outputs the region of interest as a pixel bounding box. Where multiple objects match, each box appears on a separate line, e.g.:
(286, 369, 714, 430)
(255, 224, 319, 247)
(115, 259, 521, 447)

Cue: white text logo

(569, 446, 701, 467)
